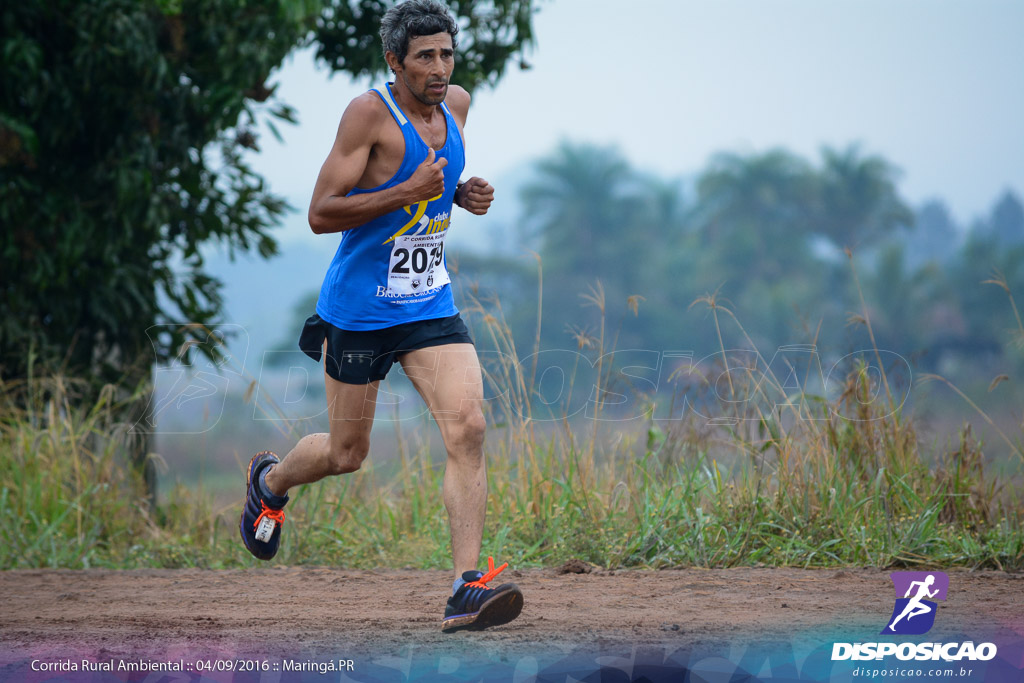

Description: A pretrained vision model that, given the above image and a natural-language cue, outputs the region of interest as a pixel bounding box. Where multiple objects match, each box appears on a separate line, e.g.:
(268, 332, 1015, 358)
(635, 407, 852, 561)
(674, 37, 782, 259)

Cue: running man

(888, 574, 939, 631)
(239, 0, 523, 633)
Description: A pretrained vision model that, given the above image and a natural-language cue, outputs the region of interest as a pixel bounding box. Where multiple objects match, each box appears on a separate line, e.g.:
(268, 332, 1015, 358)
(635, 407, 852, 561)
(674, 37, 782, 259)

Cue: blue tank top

(315, 83, 466, 330)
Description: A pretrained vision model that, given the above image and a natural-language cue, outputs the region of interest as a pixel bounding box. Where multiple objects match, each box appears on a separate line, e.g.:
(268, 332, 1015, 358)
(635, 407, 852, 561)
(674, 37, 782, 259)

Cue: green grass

(2, 262, 1023, 571)
(2, 370, 1022, 571)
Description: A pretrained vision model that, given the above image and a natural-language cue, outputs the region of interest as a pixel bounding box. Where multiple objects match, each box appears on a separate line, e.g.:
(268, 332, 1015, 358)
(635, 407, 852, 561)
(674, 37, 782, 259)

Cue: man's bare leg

(399, 343, 486, 578)
(264, 366, 380, 497)
(240, 349, 381, 561)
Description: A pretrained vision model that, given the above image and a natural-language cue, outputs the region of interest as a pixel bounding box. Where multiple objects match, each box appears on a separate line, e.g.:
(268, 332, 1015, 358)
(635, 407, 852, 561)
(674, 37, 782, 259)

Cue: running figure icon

(887, 574, 939, 631)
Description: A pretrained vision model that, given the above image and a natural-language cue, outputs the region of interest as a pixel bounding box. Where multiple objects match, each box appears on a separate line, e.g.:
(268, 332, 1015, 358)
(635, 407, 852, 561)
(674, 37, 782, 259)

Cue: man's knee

(448, 410, 486, 454)
(327, 435, 370, 474)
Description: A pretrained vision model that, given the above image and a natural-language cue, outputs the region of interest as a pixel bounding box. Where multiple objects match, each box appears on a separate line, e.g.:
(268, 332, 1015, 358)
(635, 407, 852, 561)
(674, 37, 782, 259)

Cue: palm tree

(518, 143, 653, 337)
(519, 141, 642, 277)
(692, 148, 818, 284)
(815, 144, 913, 251)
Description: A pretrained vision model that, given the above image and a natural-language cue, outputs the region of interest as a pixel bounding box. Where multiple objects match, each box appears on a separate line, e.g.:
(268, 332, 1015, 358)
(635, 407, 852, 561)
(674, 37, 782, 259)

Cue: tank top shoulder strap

(372, 85, 408, 127)
(440, 101, 465, 167)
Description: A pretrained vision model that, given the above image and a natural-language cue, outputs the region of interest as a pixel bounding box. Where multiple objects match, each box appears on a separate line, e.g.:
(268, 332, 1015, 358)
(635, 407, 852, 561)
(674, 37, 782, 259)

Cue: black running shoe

(239, 451, 289, 560)
(442, 557, 523, 632)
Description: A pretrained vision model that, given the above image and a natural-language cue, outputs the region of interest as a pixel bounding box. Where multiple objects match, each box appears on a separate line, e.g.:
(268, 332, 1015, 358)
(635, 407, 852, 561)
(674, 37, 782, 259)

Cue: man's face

(393, 33, 454, 106)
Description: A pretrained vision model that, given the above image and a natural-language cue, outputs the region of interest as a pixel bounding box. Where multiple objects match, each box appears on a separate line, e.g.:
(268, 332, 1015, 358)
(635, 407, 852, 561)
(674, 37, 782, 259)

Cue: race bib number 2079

(386, 231, 450, 296)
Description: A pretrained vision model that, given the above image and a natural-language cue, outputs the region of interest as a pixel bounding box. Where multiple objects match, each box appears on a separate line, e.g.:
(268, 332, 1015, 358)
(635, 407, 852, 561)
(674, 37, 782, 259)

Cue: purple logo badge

(881, 571, 949, 635)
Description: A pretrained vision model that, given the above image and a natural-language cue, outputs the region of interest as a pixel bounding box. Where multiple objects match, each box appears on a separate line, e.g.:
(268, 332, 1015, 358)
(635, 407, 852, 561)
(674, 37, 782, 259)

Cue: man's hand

(456, 177, 494, 215)
(404, 148, 448, 203)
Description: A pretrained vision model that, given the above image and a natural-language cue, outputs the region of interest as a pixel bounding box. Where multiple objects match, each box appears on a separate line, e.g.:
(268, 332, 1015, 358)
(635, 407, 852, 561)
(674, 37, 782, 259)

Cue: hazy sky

(249, 0, 1024, 245)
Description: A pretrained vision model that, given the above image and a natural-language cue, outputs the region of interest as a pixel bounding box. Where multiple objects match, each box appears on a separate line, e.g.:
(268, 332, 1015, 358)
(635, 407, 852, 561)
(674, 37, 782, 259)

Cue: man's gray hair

(380, 0, 459, 71)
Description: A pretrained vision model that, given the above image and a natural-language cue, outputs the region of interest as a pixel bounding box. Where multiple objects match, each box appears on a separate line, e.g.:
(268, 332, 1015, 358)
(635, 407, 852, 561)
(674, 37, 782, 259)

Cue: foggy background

(154, 0, 1024, 497)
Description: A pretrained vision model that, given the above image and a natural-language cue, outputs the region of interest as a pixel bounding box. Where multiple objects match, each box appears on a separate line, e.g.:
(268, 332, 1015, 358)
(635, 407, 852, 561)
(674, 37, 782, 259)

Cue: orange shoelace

(465, 556, 508, 589)
(253, 502, 285, 531)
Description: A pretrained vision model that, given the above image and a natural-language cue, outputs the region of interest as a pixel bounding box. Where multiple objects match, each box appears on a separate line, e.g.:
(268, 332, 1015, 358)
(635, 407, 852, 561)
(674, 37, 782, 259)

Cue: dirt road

(2, 566, 1022, 681)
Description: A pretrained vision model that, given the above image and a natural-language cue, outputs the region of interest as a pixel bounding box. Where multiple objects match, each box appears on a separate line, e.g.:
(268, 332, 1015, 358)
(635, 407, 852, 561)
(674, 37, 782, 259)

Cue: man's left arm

(446, 85, 494, 216)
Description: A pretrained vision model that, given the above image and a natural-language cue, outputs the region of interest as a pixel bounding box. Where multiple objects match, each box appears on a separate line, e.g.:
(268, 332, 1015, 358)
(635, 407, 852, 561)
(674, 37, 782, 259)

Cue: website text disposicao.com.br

(850, 665, 978, 678)
(835, 641, 996, 679)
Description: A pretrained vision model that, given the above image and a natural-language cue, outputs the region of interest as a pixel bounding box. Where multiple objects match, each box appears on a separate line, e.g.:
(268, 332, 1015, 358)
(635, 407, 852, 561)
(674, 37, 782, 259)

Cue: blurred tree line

(453, 141, 1024, 388)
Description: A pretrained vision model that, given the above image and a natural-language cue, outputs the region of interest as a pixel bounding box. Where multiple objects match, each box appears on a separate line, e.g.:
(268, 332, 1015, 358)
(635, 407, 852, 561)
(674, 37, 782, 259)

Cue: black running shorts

(297, 313, 474, 384)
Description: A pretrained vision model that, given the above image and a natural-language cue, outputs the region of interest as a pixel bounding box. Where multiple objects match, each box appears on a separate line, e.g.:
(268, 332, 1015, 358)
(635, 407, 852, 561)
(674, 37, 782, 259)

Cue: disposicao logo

(831, 570, 998, 662)
(882, 571, 948, 635)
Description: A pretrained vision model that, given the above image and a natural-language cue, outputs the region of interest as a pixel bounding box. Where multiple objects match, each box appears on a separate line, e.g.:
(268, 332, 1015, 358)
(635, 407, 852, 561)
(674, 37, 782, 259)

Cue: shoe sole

(441, 586, 524, 633)
(239, 451, 278, 560)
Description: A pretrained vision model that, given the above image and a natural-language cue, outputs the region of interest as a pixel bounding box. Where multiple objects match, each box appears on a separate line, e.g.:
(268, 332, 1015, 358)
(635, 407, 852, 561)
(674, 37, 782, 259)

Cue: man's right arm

(308, 94, 448, 234)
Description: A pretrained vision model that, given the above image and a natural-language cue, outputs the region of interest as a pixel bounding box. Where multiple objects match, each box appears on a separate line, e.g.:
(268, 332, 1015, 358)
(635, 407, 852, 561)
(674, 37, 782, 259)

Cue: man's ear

(384, 50, 401, 75)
